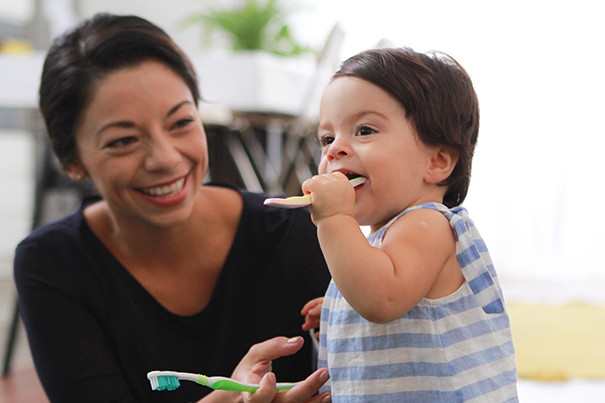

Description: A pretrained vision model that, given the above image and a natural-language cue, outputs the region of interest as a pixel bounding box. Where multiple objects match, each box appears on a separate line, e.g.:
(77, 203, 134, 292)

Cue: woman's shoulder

(20, 207, 83, 246)
(13, 198, 106, 297)
(16, 197, 101, 262)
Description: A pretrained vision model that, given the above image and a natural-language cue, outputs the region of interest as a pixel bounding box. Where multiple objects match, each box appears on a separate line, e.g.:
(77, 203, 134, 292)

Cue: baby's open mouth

(343, 172, 365, 181)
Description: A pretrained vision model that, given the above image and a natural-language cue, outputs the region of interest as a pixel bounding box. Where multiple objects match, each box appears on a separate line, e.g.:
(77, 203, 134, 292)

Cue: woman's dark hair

(333, 47, 479, 207)
(39, 13, 201, 167)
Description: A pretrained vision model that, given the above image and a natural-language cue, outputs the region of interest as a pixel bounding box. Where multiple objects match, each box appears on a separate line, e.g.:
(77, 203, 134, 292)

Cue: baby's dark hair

(332, 47, 479, 207)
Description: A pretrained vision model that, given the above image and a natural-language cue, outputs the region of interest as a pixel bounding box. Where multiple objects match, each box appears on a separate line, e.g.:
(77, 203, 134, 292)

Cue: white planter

(192, 50, 317, 116)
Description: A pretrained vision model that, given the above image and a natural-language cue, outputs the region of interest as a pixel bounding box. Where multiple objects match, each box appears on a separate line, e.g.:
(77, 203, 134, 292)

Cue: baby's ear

(424, 146, 459, 184)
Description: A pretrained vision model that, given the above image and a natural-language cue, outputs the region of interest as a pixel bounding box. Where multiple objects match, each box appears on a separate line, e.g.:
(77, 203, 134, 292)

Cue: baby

(301, 47, 518, 402)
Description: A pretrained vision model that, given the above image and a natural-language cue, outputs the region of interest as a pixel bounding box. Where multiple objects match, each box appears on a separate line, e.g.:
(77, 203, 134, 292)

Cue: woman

(14, 13, 331, 403)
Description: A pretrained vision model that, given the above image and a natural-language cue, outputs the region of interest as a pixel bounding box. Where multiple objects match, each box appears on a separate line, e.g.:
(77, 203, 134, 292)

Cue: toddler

(301, 47, 518, 402)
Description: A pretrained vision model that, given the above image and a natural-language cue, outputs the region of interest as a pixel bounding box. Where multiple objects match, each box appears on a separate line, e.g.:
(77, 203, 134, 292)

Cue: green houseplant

(181, 0, 310, 57)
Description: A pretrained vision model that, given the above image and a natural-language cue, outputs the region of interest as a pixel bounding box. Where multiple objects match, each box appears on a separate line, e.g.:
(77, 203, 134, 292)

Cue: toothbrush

(264, 176, 367, 208)
(147, 370, 300, 393)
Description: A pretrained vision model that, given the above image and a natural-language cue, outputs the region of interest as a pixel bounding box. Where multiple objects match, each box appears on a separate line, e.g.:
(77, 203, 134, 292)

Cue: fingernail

(287, 337, 301, 343)
(265, 372, 276, 383)
(322, 394, 332, 403)
(319, 369, 330, 383)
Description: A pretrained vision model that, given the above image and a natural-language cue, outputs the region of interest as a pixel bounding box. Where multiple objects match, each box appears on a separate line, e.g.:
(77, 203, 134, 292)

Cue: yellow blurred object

(0, 39, 34, 54)
(508, 303, 605, 381)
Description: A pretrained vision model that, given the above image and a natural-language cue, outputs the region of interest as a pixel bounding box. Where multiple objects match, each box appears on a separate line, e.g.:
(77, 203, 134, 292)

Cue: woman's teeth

(140, 177, 185, 197)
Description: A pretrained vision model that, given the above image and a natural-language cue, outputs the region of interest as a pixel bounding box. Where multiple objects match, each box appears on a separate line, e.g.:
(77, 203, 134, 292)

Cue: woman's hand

(301, 297, 324, 332)
(232, 336, 330, 403)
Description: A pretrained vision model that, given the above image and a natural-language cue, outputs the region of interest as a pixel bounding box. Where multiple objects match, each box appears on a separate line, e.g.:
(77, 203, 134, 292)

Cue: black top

(14, 186, 330, 403)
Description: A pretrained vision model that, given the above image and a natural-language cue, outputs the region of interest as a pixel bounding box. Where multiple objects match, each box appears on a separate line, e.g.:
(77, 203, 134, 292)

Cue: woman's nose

(326, 137, 352, 162)
(144, 135, 181, 172)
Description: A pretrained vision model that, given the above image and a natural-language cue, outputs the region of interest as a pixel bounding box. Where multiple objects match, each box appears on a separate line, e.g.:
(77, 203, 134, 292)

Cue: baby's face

(317, 76, 439, 231)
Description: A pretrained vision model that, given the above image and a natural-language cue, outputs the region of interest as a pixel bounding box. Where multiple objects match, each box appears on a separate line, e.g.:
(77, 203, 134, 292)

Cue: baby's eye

(356, 125, 376, 136)
(319, 135, 334, 147)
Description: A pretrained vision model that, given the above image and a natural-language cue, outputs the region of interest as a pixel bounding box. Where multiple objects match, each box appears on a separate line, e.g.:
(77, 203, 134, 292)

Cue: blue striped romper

(318, 202, 518, 402)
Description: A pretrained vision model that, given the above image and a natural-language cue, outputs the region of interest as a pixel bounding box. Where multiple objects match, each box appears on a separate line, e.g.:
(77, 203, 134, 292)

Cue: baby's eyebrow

(318, 122, 332, 132)
(353, 110, 389, 121)
(319, 110, 389, 131)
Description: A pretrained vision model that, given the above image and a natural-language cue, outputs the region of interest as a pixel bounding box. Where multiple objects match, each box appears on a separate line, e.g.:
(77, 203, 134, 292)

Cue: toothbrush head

(348, 176, 367, 186)
(148, 372, 181, 391)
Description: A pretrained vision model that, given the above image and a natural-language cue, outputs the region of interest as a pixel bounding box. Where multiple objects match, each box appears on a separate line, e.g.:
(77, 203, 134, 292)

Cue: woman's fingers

(248, 337, 304, 376)
(277, 367, 330, 403)
(232, 337, 305, 387)
(244, 369, 331, 403)
(231, 337, 330, 403)
(244, 372, 277, 403)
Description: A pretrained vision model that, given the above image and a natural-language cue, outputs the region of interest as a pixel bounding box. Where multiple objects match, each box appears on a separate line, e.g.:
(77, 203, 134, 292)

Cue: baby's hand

(301, 172, 355, 223)
(301, 297, 324, 332)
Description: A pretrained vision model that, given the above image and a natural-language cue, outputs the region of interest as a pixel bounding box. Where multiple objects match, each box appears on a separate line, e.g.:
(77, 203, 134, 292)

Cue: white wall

(0, 130, 35, 278)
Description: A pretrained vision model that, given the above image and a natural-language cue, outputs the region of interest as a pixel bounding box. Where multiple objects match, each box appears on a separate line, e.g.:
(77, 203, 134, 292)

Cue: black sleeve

(14, 239, 138, 403)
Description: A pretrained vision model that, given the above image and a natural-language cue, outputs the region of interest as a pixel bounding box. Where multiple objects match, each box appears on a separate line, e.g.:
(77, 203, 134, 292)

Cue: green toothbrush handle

(276, 382, 299, 391)
(206, 378, 299, 392)
(211, 379, 258, 392)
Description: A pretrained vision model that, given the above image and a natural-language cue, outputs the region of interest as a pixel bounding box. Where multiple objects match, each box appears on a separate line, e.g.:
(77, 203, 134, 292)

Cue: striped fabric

(318, 203, 518, 402)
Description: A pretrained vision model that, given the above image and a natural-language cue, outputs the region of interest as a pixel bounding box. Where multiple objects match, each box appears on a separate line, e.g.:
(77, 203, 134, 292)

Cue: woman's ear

(424, 146, 459, 184)
(64, 161, 87, 182)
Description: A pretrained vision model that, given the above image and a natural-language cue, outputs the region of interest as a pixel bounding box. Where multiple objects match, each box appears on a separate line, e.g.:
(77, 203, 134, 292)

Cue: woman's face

(68, 60, 208, 228)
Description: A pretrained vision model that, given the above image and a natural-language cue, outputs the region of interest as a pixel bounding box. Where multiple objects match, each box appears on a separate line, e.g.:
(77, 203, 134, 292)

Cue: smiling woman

(65, 61, 208, 228)
(13, 13, 332, 403)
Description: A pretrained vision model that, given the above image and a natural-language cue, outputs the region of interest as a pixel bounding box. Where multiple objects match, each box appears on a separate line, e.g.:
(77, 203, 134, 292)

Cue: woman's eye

(106, 136, 136, 148)
(173, 118, 194, 129)
(357, 126, 375, 136)
(319, 135, 334, 147)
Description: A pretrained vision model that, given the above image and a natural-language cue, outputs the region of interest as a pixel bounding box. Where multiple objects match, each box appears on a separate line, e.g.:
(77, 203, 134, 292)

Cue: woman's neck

(84, 186, 242, 274)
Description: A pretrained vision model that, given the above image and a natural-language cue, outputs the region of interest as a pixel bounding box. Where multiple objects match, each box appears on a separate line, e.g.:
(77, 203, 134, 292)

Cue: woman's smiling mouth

(139, 177, 186, 197)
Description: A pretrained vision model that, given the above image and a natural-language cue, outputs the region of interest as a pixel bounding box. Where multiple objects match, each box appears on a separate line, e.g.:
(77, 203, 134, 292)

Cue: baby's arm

(303, 173, 459, 323)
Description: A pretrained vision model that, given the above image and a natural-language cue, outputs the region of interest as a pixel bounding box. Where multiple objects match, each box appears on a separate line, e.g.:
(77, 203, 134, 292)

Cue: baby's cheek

(318, 158, 328, 175)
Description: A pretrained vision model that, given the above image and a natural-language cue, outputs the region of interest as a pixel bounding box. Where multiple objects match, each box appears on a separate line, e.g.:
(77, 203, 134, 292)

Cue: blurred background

(0, 0, 604, 401)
